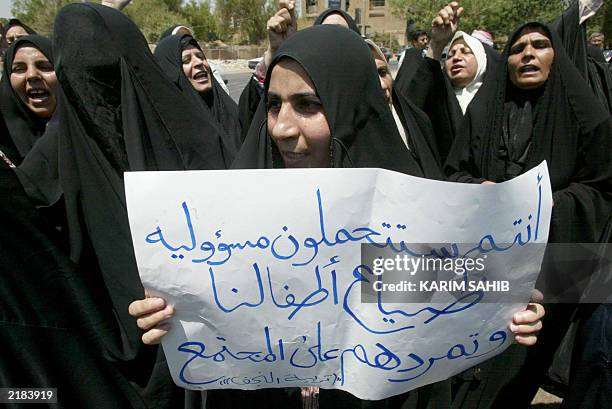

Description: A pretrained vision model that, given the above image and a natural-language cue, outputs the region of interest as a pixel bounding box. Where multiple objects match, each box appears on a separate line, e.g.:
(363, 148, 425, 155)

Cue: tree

(388, 0, 564, 39)
(215, 0, 276, 44)
(124, 0, 183, 42)
(11, 0, 82, 35)
(181, 0, 217, 41)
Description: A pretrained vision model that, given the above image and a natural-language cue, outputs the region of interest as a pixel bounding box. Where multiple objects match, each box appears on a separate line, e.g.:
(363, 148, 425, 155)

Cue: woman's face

(10, 46, 57, 119)
(445, 38, 478, 88)
(372, 50, 393, 106)
(181, 44, 212, 94)
(5, 25, 28, 44)
(267, 59, 331, 168)
(507, 27, 554, 90)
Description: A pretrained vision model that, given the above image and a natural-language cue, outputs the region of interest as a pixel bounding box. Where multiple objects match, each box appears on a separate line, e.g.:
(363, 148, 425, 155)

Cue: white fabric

(447, 31, 487, 115)
(391, 105, 409, 149)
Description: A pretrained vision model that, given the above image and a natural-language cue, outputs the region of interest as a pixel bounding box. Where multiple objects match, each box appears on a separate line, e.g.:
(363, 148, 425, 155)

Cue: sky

(0, 1, 11, 19)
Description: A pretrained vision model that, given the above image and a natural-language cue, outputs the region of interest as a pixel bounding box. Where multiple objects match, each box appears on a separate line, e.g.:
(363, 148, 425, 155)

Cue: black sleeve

(238, 75, 264, 143)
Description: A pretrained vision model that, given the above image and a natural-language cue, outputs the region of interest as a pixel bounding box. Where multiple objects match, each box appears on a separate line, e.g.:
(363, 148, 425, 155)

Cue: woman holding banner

(130, 24, 545, 409)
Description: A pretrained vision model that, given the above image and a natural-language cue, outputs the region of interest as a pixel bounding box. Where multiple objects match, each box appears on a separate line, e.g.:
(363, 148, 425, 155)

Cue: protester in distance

(155, 33, 242, 153)
(0, 35, 56, 166)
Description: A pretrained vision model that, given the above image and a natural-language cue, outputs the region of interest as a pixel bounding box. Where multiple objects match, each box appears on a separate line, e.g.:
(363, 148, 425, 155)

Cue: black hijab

(233, 24, 426, 178)
(155, 33, 242, 153)
(158, 24, 190, 42)
(446, 22, 611, 244)
(313, 8, 361, 34)
(0, 35, 53, 164)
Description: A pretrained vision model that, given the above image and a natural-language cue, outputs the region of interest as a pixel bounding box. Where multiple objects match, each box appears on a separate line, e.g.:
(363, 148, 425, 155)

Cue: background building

(300, 0, 407, 47)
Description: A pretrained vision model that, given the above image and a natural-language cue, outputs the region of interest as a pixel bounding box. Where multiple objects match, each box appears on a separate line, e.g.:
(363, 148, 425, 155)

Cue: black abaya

(17, 3, 234, 408)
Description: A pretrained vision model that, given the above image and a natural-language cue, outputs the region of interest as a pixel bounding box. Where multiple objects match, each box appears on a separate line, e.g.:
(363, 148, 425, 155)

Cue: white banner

(125, 162, 552, 400)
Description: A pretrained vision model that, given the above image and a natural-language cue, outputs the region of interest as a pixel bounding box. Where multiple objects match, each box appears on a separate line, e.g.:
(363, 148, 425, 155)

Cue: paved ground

(224, 71, 253, 103)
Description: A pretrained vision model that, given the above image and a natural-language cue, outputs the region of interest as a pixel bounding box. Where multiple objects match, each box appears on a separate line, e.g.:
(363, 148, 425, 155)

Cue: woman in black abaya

(444, 22, 611, 408)
(0, 35, 56, 165)
(0, 159, 149, 409)
(154, 33, 242, 154)
(132, 25, 544, 409)
(17, 3, 235, 408)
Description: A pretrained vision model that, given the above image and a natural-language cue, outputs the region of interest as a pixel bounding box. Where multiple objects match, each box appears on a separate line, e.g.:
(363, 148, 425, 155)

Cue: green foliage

(162, 0, 182, 12)
(11, 0, 82, 36)
(389, 0, 565, 39)
(181, 0, 217, 41)
(215, 0, 276, 44)
(124, 0, 182, 42)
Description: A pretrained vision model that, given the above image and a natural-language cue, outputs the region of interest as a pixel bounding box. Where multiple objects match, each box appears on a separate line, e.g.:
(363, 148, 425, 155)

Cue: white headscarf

(447, 31, 487, 114)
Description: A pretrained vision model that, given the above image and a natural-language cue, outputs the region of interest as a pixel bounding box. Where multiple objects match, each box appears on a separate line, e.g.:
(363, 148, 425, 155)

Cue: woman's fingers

(509, 319, 543, 335)
(135, 304, 174, 331)
(142, 324, 171, 345)
(514, 334, 538, 346)
(509, 303, 545, 345)
(514, 302, 545, 325)
(128, 297, 165, 318)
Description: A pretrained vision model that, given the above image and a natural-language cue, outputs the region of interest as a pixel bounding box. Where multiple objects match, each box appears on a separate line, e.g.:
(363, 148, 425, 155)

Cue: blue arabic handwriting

(341, 264, 484, 334)
(177, 322, 509, 386)
(144, 177, 543, 270)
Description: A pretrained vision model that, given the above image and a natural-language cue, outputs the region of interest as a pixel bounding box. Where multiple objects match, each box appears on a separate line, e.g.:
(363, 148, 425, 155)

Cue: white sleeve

(209, 63, 230, 95)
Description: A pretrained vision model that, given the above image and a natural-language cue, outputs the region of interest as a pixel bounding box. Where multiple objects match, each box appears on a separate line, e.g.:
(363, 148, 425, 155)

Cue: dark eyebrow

(267, 92, 318, 99)
(533, 39, 552, 46)
(293, 92, 319, 99)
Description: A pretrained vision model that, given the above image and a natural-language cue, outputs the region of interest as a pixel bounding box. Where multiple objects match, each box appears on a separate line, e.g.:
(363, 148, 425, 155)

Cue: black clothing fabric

(560, 304, 612, 409)
(237, 76, 264, 143)
(158, 24, 184, 41)
(233, 25, 432, 178)
(0, 35, 53, 164)
(0, 160, 149, 409)
(17, 3, 232, 408)
(445, 22, 611, 408)
(392, 88, 444, 179)
(549, 1, 612, 113)
(586, 48, 612, 113)
(313, 8, 361, 34)
(394, 48, 452, 162)
(0, 110, 19, 164)
(154, 33, 241, 154)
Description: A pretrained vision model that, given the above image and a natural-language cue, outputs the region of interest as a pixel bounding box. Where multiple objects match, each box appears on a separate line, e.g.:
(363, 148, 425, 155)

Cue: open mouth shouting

(26, 87, 51, 105)
(518, 64, 540, 76)
(193, 70, 209, 83)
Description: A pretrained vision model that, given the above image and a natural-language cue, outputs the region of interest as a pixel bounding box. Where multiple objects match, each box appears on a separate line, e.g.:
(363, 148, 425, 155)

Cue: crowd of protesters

(0, 0, 610, 408)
